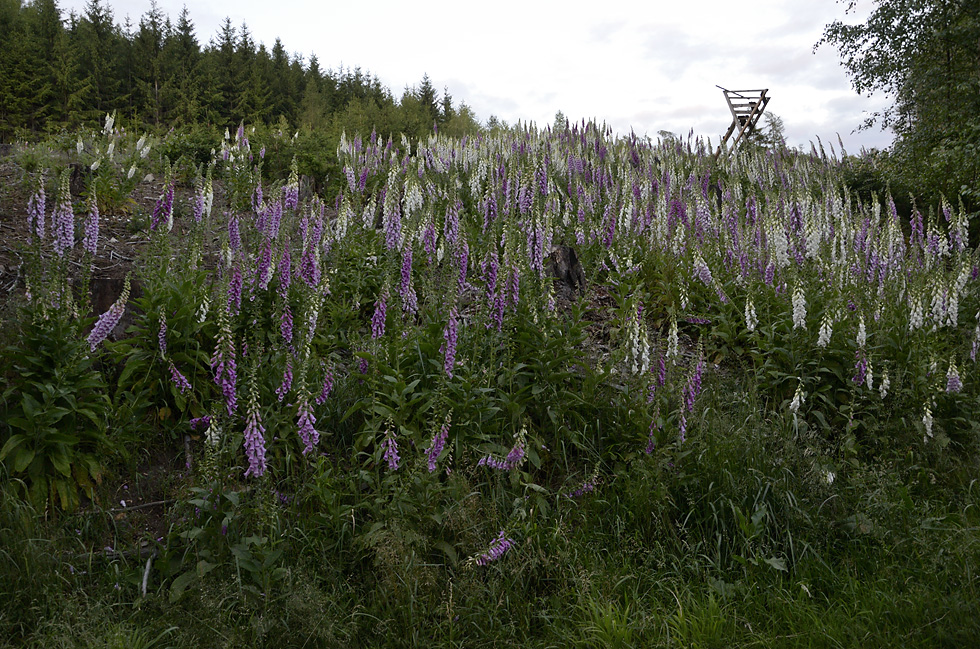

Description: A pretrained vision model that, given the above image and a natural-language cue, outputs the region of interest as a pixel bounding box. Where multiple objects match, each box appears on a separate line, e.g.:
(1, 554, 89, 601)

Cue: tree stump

(547, 245, 586, 299)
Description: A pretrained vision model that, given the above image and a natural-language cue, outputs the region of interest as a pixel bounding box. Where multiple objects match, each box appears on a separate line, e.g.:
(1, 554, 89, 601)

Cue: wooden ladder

(715, 87, 769, 157)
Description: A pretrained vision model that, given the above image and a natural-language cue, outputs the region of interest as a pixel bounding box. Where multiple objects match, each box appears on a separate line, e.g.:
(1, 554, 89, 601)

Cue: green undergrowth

(2, 369, 978, 648)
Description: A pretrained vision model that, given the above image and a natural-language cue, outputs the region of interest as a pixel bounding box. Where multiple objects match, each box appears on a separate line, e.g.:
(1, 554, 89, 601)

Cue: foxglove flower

(257, 236, 274, 289)
(444, 200, 460, 245)
(315, 367, 334, 405)
(423, 219, 437, 263)
(566, 467, 599, 498)
(371, 290, 388, 339)
(789, 380, 805, 413)
(817, 313, 833, 347)
(852, 350, 868, 386)
(228, 263, 243, 314)
(169, 361, 191, 394)
(879, 369, 890, 399)
(478, 430, 526, 471)
(693, 253, 712, 287)
(382, 424, 400, 470)
(158, 312, 168, 355)
(278, 246, 292, 297)
(908, 294, 924, 331)
(211, 312, 238, 415)
(946, 360, 962, 393)
(280, 303, 293, 344)
(443, 307, 459, 378)
(507, 265, 520, 308)
(425, 413, 452, 472)
(285, 158, 300, 210)
(87, 276, 130, 351)
(745, 298, 757, 333)
(299, 243, 321, 288)
(151, 182, 175, 232)
(297, 398, 319, 455)
(277, 358, 293, 402)
(83, 195, 99, 255)
(399, 247, 418, 314)
(666, 317, 679, 360)
(971, 320, 979, 362)
(856, 316, 867, 348)
(252, 178, 264, 214)
(229, 213, 242, 251)
(243, 402, 267, 478)
(52, 170, 74, 257)
(792, 286, 807, 330)
(27, 173, 45, 242)
(457, 238, 469, 291)
(645, 416, 660, 455)
(922, 403, 934, 442)
(682, 351, 705, 414)
(474, 530, 515, 566)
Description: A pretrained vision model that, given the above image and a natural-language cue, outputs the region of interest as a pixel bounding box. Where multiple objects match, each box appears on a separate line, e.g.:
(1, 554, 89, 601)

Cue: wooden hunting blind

(716, 87, 770, 155)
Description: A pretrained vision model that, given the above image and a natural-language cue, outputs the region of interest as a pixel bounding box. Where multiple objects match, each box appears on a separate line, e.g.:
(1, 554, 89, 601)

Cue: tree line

(818, 0, 980, 210)
(0, 0, 481, 142)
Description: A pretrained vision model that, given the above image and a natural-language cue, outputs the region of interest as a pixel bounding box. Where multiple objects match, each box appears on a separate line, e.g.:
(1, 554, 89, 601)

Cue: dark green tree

(159, 6, 202, 125)
(75, 0, 120, 119)
(131, 0, 166, 125)
(818, 0, 980, 204)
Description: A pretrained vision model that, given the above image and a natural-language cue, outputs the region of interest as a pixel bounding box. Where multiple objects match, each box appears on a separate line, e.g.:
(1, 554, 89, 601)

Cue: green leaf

(0, 434, 27, 461)
(434, 541, 457, 564)
(12, 447, 36, 473)
(169, 570, 199, 603)
(49, 452, 72, 477)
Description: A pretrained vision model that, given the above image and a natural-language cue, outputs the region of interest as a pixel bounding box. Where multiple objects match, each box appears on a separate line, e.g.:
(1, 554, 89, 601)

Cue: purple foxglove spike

(52, 172, 74, 257)
(443, 307, 459, 378)
(371, 291, 388, 339)
(87, 277, 131, 351)
(83, 196, 99, 255)
(27, 174, 46, 242)
(297, 400, 319, 454)
(169, 361, 191, 394)
(243, 406, 267, 478)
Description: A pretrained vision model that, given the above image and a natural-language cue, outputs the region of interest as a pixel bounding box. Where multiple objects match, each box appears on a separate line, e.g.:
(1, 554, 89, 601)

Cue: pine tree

(76, 0, 120, 119)
(159, 6, 202, 125)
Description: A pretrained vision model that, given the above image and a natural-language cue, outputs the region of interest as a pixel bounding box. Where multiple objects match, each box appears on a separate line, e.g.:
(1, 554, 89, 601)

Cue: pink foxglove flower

(82, 195, 99, 255)
(87, 277, 130, 351)
(425, 413, 452, 472)
(443, 307, 459, 378)
(296, 398, 319, 455)
(478, 430, 526, 471)
(315, 367, 334, 405)
(169, 361, 191, 394)
(276, 357, 293, 402)
(382, 425, 400, 470)
(475, 530, 514, 566)
(243, 403, 267, 478)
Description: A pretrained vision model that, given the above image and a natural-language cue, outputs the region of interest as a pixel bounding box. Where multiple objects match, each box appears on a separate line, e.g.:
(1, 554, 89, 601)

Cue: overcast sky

(58, 0, 896, 153)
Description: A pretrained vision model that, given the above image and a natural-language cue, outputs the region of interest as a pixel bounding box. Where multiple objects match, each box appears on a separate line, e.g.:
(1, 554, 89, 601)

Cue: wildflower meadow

(2, 115, 979, 647)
